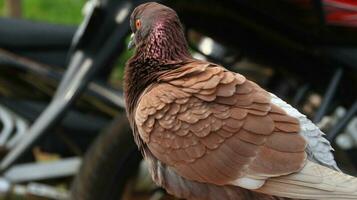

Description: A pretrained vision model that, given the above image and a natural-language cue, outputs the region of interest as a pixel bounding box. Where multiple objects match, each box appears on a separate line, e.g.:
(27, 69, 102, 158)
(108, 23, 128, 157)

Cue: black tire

(71, 113, 142, 200)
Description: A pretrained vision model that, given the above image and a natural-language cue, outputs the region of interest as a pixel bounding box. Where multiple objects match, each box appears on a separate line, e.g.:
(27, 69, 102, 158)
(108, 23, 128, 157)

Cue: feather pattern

(133, 61, 357, 200)
(135, 62, 307, 191)
(256, 160, 357, 199)
(269, 93, 339, 171)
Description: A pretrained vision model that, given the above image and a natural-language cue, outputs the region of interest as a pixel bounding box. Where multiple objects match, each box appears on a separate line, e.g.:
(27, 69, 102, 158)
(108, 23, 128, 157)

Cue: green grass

(0, 0, 85, 24)
(0, 1, 4, 16)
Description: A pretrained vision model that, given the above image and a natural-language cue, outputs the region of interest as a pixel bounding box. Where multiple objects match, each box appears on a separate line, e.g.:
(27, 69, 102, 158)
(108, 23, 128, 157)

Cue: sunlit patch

(116, 2, 132, 23)
(199, 37, 214, 55)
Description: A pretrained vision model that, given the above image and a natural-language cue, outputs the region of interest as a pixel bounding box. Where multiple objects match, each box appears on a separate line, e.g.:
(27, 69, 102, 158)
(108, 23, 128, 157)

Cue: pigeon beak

(128, 33, 135, 49)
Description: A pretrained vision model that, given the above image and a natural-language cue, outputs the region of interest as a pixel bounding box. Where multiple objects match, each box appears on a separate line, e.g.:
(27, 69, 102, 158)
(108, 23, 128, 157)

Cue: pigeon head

(128, 2, 175, 48)
(128, 2, 191, 62)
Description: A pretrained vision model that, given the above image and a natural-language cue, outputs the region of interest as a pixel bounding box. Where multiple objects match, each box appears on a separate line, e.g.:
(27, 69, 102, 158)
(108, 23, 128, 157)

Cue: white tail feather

(255, 160, 357, 199)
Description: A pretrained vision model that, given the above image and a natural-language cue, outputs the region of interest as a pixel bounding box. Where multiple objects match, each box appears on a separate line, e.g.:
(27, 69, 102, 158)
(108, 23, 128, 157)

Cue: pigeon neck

(139, 21, 191, 64)
(124, 58, 187, 120)
(124, 22, 192, 124)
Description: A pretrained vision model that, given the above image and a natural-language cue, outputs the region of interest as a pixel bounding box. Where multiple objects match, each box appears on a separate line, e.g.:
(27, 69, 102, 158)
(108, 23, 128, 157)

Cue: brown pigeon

(124, 2, 357, 200)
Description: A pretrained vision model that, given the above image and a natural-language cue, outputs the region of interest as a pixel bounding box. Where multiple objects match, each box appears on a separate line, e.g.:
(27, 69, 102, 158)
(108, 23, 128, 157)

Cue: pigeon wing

(135, 61, 307, 188)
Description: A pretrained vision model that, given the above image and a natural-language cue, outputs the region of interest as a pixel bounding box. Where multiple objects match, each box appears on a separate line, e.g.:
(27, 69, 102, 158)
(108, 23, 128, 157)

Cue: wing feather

(135, 63, 307, 188)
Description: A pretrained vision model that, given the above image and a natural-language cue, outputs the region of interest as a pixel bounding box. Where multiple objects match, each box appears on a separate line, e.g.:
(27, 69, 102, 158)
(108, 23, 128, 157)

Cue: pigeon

(124, 2, 357, 200)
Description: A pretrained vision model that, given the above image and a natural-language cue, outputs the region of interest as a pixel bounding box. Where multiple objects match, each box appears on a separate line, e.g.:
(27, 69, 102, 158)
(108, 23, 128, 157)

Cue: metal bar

(0, 48, 125, 109)
(0, 97, 68, 172)
(0, 48, 73, 85)
(88, 82, 125, 108)
(0, 0, 135, 172)
(0, 179, 69, 200)
(0, 105, 14, 146)
(327, 100, 357, 141)
(313, 68, 343, 123)
(4, 157, 81, 183)
(313, 0, 326, 26)
(6, 118, 28, 149)
(0, 104, 29, 149)
(292, 84, 309, 107)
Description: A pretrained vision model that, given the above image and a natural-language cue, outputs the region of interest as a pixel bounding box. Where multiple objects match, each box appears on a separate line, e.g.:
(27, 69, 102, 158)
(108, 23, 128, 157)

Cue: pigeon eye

(135, 19, 141, 30)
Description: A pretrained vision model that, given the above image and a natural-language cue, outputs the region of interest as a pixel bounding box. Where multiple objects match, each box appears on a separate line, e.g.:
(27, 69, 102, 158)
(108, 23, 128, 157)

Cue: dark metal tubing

(0, 48, 125, 109)
(327, 100, 357, 142)
(313, 0, 326, 27)
(292, 84, 309, 107)
(313, 68, 343, 123)
(0, 0, 146, 172)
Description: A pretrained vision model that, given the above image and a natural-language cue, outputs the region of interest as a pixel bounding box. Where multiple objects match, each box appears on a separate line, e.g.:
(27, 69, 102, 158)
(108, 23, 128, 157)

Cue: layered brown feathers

(130, 61, 357, 200)
(136, 62, 307, 186)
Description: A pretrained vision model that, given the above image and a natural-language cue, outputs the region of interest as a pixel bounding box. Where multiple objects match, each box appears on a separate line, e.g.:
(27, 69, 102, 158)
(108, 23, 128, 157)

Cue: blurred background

(0, 0, 356, 199)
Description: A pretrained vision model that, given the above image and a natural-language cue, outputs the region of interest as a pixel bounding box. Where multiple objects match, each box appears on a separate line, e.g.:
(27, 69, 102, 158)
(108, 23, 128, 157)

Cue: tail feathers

(255, 160, 357, 199)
